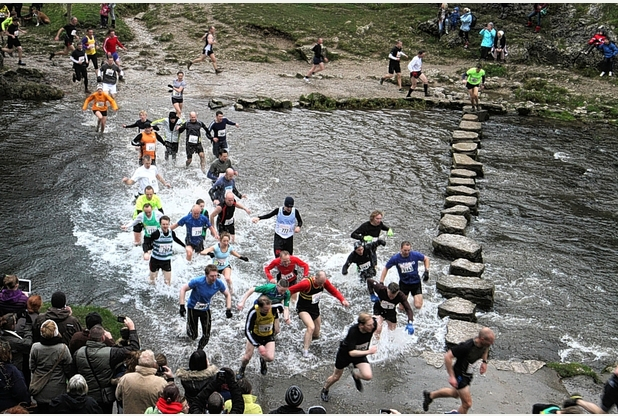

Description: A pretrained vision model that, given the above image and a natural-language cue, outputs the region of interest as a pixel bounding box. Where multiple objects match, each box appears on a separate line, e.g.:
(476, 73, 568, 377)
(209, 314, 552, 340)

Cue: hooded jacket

(176, 364, 218, 408)
(0, 289, 28, 315)
(29, 338, 73, 404)
(48, 392, 103, 414)
(115, 365, 169, 415)
(33, 307, 83, 345)
(225, 394, 263, 414)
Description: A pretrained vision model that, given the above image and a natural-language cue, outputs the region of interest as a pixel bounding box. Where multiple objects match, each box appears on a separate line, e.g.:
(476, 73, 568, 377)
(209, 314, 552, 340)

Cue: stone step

(436, 274, 495, 309)
(450, 168, 477, 179)
(448, 177, 476, 187)
(446, 185, 480, 198)
(438, 214, 468, 235)
(438, 297, 477, 322)
(461, 113, 479, 122)
(440, 205, 471, 222)
(445, 319, 485, 348)
(445, 195, 478, 215)
(452, 130, 480, 144)
(450, 258, 485, 277)
(432, 233, 482, 262)
(458, 120, 482, 132)
(453, 153, 484, 176)
(451, 142, 478, 159)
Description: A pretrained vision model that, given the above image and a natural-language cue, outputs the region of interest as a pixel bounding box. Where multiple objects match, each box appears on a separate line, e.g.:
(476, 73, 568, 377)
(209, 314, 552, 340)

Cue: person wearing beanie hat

(341, 237, 387, 282)
(130, 119, 167, 166)
(32, 292, 82, 345)
(151, 111, 185, 162)
(269, 385, 305, 414)
(252, 196, 303, 258)
(68, 310, 116, 355)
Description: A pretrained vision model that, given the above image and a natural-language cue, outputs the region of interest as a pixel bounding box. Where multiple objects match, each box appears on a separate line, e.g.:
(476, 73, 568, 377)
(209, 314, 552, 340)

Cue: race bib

(191, 227, 202, 237)
(194, 302, 209, 311)
(158, 243, 172, 254)
(216, 258, 226, 267)
(70, 30, 76, 36)
(188, 134, 198, 143)
(355, 341, 369, 351)
(258, 324, 273, 333)
(172, 89, 182, 97)
(14, 30, 19, 36)
(380, 300, 396, 310)
(358, 261, 371, 271)
(145, 226, 158, 235)
(105, 68, 114, 76)
(276, 225, 291, 235)
(145, 143, 156, 151)
(224, 218, 234, 226)
(280, 272, 294, 281)
(399, 262, 413, 273)
(311, 292, 322, 304)
(149, 178, 157, 186)
(96, 101, 105, 108)
(218, 129, 226, 137)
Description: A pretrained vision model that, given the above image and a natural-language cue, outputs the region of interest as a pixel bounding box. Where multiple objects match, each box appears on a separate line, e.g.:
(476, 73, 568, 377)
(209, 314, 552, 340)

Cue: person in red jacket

(102, 29, 126, 79)
(264, 251, 309, 303)
(289, 271, 349, 358)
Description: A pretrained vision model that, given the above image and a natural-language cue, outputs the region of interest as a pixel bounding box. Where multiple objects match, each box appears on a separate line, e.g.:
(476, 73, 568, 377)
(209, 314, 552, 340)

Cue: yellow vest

(252, 305, 275, 337)
(85, 35, 96, 55)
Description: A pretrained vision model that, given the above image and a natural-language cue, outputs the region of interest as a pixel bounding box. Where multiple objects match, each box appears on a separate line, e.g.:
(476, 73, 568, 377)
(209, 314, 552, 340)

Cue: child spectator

(449, 7, 460, 31)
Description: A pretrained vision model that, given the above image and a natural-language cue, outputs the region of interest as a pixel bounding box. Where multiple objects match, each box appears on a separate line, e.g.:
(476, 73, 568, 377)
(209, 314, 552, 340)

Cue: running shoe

(304, 77, 310, 83)
(302, 350, 310, 358)
(379, 77, 384, 85)
(187, 61, 192, 70)
(260, 357, 267, 375)
(350, 365, 363, 392)
(444, 410, 459, 414)
(49, 52, 54, 60)
(320, 388, 329, 402)
(236, 367, 245, 380)
(563, 393, 582, 408)
(423, 390, 433, 412)
(215, 69, 223, 74)
(72, 74, 77, 83)
(18, 62, 26, 66)
(600, 72, 605, 77)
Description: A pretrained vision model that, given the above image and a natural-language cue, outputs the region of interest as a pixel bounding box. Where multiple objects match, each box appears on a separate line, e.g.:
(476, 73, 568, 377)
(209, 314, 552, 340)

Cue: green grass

(40, 303, 125, 340)
(547, 362, 600, 383)
(483, 63, 508, 77)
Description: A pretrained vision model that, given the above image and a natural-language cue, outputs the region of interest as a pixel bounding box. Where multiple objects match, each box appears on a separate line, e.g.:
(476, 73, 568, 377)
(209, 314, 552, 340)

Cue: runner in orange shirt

(82, 83, 118, 133)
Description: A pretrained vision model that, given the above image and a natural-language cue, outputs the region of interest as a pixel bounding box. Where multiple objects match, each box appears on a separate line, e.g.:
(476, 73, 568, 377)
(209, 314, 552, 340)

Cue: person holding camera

(190, 367, 244, 414)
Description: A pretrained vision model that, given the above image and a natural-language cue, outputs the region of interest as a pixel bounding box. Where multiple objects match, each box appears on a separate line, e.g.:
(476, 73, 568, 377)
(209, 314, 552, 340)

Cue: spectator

(190, 368, 244, 414)
(99, 3, 109, 29)
(307, 406, 327, 414)
(0, 341, 30, 413)
(73, 320, 140, 413)
(15, 294, 41, 338)
(0, 313, 32, 385)
(177, 349, 219, 410)
(437, 3, 450, 38)
(479, 22, 496, 60)
(29, 320, 73, 414)
(597, 37, 618, 77)
(270, 385, 305, 414)
(449, 7, 460, 31)
(527, 3, 549, 33)
(459, 8, 473, 49)
(586, 26, 608, 55)
(48, 374, 103, 414)
(156, 352, 169, 377)
(0, 275, 28, 316)
(225, 378, 262, 414)
(145, 384, 185, 414)
(68, 311, 115, 355)
(115, 349, 173, 414)
(492, 30, 507, 62)
(33, 291, 83, 345)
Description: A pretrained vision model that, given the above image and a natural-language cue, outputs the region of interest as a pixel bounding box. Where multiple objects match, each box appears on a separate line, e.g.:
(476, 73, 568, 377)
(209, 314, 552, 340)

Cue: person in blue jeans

(527, 3, 548, 33)
(597, 37, 618, 77)
(479, 22, 496, 60)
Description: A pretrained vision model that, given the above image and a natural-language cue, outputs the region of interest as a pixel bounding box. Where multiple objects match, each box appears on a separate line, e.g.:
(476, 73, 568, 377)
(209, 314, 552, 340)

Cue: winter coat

(0, 329, 32, 374)
(225, 394, 263, 414)
(115, 365, 169, 415)
(69, 329, 115, 356)
(48, 392, 103, 414)
(29, 338, 73, 404)
(0, 362, 30, 412)
(33, 307, 83, 345)
(460, 12, 472, 31)
(598, 42, 618, 59)
(190, 375, 244, 414)
(176, 365, 218, 409)
(494, 34, 507, 49)
(479, 27, 496, 47)
(0, 288, 28, 315)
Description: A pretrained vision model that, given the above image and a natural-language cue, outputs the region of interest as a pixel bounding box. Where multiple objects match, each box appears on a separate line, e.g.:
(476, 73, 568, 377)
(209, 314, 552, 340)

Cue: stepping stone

(445, 319, 484, 348)
(437, 274, 495, 309)
(453, 153, 484, 176)
(450, 258, 485, 277)
(446, 185, 479, 198)
(462, 113, 479, 121)
(432, 233, 482, 262)
(451, 142, 478, 159)
(452, 130, 480, 144)
(440, 205, 471, 222)
(448, 177, 475, 187)
(439, 214, 468, 235)
(450, 169, 477, 179)
(458, 120, 482, 132)
(438, 297, 477, 322)
(445, 195, 478, 215)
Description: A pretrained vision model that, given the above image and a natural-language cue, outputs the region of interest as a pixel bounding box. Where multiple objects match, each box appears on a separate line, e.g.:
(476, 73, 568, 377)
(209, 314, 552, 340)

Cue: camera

(116, 316, 126, 323)
(158, 365, 165, 374)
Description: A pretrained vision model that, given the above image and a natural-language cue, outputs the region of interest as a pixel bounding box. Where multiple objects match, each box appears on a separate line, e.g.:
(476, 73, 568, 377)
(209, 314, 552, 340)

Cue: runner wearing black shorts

(367, 279, 414, 337)
(380, 241, 430, 310)
(379, 40, 407, 91)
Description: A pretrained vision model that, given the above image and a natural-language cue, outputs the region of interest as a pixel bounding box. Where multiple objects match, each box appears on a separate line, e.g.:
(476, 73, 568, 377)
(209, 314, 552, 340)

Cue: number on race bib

(145, 143, 156, 151)
(194, 302, 209, 311)
(188, 135, 198, 144)
(191, 227, 202, 237)
(311, 292, 322, 304)
(258, 324, 273, 333)
(224, 218, 234, 226)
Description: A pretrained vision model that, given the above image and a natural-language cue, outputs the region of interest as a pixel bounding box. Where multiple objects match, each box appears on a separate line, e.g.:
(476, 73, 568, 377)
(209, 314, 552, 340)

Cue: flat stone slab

(437, 274, 495, 309)
(450, 258, 485, 277)
(432, 233, 482, 262)
(446, 185, 480, 198)
(440, 205, 471, 222)
(445, 195, 478, 215)
(461, 113, 479, 121)
(458, 120, 482, 132)
(438, 296, 477, 322)
(451, 143, 478, 159)
(439, 214, 468, 235)
(448, 177, 476, 187)
(453, 153, 484, 176)
(452, 130, 480, 144)
(450, 168, 477, 179)
(445, 319, 484, 348)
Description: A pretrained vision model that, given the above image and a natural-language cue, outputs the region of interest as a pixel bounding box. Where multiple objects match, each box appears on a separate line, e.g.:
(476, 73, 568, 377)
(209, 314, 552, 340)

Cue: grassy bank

(40, 303, 124, 340)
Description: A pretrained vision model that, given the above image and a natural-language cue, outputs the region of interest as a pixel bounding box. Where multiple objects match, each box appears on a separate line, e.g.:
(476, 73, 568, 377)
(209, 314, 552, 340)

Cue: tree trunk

(66, 4, 72, 22)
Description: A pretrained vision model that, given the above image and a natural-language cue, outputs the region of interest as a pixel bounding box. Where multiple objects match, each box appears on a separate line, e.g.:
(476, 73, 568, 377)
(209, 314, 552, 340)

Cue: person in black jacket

(0, 341, 30, 413)
(0, 313, 32, 386)
(492, 30, 507, 62)
(190, 367, 244, 414)
(342, 239, 387, 282)
(49, 374, 103, 414)
(269, 385, 305, 414)
(350, 210, 393, 266)
(177, 349, 219, 410)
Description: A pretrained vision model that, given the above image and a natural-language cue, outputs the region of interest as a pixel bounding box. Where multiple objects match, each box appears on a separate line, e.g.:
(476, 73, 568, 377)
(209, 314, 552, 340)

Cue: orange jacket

(82, 91, 118, 112)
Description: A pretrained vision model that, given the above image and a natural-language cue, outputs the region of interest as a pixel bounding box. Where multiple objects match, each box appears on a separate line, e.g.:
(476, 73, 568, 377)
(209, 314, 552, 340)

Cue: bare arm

(179, 283, 190, 305)
(224, 289, 232, 310)
(236, 287, 255, 310)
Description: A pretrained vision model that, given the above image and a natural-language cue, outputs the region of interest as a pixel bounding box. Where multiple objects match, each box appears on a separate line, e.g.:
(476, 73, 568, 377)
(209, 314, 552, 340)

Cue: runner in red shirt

(103, 29, 126, 79)
(264, 251, 309, 304)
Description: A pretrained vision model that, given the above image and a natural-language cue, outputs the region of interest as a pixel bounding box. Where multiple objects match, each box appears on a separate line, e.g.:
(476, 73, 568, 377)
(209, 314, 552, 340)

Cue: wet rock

(439, 214, 468, 235)
(156, 68, 172, 75)
(234, 103, 244, 111)
(450, 168, 477, 179)
(0, 69, 64, 100)
(432, 233, 482, 262)
(448, 177, 476, 187)
(445, 195, 478, 215)
(440, 205, 471, 222)
(450, 258, 485, 277)
(209, 98, 232, 109)
(437, 274, 495, 309)
(445, 319, 484, 348)
(451, 142, 478, 158)
(453, 153, 484, 176)
(446, 185, 480, 198)
(438, 297, 477, 322)
(452, 130, 480, 144)
(462, 113, 479, 122)
(421, 351, 445, 368)
(458, 120, 482, 132)
(475, 110, 490, 121)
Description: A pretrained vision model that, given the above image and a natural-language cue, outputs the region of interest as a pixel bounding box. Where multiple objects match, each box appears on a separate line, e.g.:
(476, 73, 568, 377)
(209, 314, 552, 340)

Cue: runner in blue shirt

(171, 204, 219, 261)
(379, 241, 430, 310)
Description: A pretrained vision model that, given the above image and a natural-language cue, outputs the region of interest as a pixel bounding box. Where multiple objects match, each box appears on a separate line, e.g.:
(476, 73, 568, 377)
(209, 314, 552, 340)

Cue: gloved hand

(179, 304, 186, 318)
(96, 76, 102, 83)
(207, 252, 215, 258)
(239, 256, 249, 262)
(168, 89, 173, 93)
(370, 294, 379, 303)
(341, 268, 348, 276)
(377, 239, 386, 247)
(422, 270, 430, 282)
(363, 235, 373, 242)
(167, 84, 173, 88)
(225, 309, 233, 319)
(406, 322, 415, 335)
(387, 228, 394, 237)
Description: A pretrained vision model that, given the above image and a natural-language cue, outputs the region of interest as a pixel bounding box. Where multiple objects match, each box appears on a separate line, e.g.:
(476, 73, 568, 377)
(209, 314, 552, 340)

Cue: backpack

(470, 13, 477, 29)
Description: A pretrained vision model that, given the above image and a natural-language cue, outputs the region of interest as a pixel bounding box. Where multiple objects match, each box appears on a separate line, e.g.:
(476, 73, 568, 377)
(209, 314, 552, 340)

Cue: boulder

(448, 177, 476, 187)
(450, 258, 485, 277)
(458, 120, 482, 132)
(446, 185, 479, 198)
(432, 233, 482, 262)
(453, 153, 484, 176)
(475, 110, 490, 122)
(445, 195, 478, 214)
(438, 297, 477, 322)
(209, 98, 232, 110)
(437, 274, 495, 309)
(440, 205, 471, 222)
(445, 320, 485, 348)
(451, 142, 478, 158)
(438, 214, 468, 235)
(461, 113, 479, 122)
(450, 169, 477, 179)
(452, 130, 480, 144)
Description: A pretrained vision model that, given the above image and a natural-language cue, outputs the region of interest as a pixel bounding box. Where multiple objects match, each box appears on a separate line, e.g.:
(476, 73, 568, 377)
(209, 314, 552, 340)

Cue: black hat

(169, 111, 178, 119)
(144, 122, 152, 129)
(285, 385, 303, 407)
(284, 196, 294, 207)
(51, 291, 66, 308)
(85, 312, 103, 329)
(354, 241, 363, 250)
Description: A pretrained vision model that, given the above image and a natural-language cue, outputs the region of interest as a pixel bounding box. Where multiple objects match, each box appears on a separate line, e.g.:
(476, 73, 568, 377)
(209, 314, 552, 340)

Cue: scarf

(156, 397, 184, 414)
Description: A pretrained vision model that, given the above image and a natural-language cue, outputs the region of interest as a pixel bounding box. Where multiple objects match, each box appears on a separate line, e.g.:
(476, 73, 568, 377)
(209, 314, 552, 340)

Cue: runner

(200, 232, 249, 296)
(81, 83, 118, 133)
(152, 112, 184, 163)
(1, 19, 26, 66)
(209, 191, 251, 243)
(122, 110, 158, 132)
(122, 155, 171, 197)
(236, 280, 291, 326)
(171, 204, 219, 261)
(130, 122, 168, 165)
(341, 239, 386, 282)
(50, 16, 78, 60)
(462, 63, 486, 112)
(208, 168, 245, 206)
(128, 185, 165, 246)
(366, 279, 414, 338)
(207, 111, 239, 158)
(379, 241, 430, 310)
(97, 53, 121, 98)
(320, 313, 378, 402)
(303, 37, 329, 83)
(70, 39, 89, 92)
(177, 111, 210, 174)
(237, 295, 284, 379)
(406, 50, 430, 98)
(423, 327, 495, 414)
(102, 29, 126, 79)
(379, 40, 407, 91)
(206, 149, 237, 183)
(179, 264, 233, 350)
(252, 197, 303, 258)
(564, 364, 618, 413)
(121, 202, 163, 260)
(264, 250, 309, 303)
(351, 210, 393, 266)
(288, 271, 349, 358)
(81, 28, 99, 70)
(169, 71, 186, 117)
(187, 26, 221, 74)
(147, 216, 184, 285)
